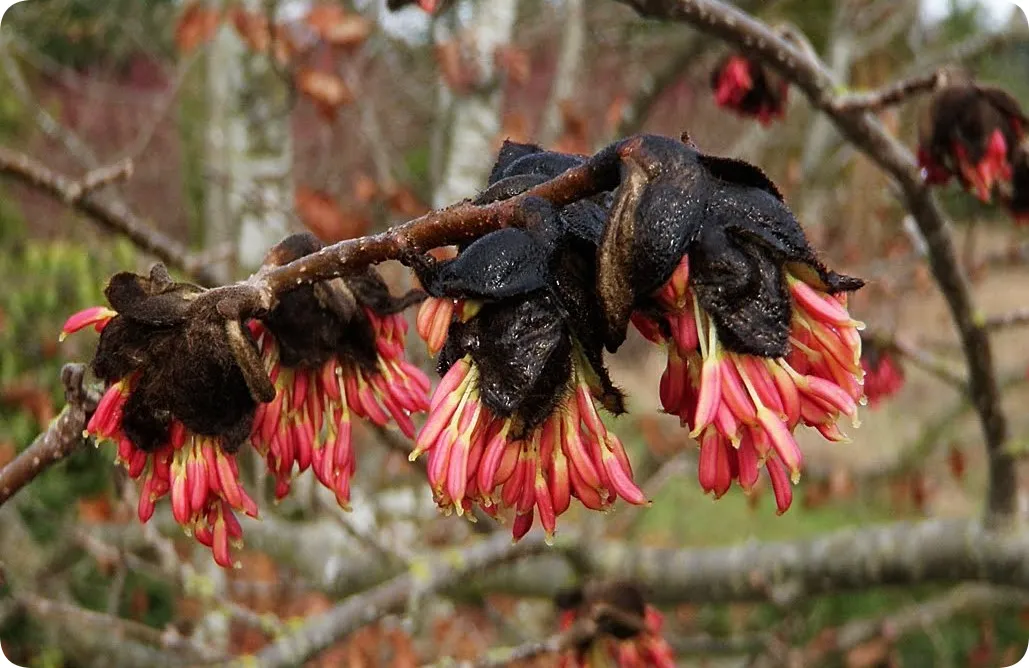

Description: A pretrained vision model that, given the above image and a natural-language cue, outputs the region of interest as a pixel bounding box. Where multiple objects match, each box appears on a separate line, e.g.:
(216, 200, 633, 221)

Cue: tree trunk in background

(432, 0, 520, 208)
(204, 0, 293, 282)
(538, 0, 584, 146)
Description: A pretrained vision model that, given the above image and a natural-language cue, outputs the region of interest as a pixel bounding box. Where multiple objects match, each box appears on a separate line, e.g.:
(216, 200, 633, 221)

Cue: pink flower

(249, 309, 430, 507)
(636, 256, 864, 514)
(410, 352, 646, 543)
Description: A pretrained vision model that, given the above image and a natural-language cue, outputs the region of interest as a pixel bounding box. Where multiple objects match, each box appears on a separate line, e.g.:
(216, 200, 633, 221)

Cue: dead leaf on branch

(176, 2, 222, 55)
(306, 4, 372, 48)
(296, 186, 369, 242)
(0, 382, 55, 427)
(353, 173, 379, 205)
(436, 40, 480, 93)
(494, 45, 531, 87)
(385, 186, 428, 217)
(296, 68, 354, 121)
(230, 9, 294, 64)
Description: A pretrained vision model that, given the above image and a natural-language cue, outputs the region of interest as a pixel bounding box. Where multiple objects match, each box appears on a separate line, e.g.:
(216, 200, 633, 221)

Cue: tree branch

(983, 307, 1029, 332)
(0, 147, 219, 285)
(613, 0, 1014, 526)
(831, 71, 942, 114)
(0, 364, 100, 507)
(247, 531, 548, 668)
(803, 584, 1029, 663)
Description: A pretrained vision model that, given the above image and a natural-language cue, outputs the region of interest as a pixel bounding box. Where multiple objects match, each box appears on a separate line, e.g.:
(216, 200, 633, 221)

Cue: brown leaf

(353, 173, 379, 205)
(175, 2, 222, 54)
(498, 111, 529, 145)
(846, 638, 891, 668)
(296, 186, 369, 242)
(602, 92, 628, 137)
(436, 41, 475, 93)
(0, 441, 14, 469)
(385, 186, 428, 217)
(494, 46, 531, 86)
(296, 68, 353, 121)
(77, 494, 114, 524)
(948, 445, 966, 481)
(307, 5, 372, 48)
(0, 382, 55, 427)
(230, 8, 270, 53)
(551, 100, 589, 155)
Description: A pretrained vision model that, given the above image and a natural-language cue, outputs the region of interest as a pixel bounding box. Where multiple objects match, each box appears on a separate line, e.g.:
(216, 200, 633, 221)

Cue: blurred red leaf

(175, 2, 222, 54)
(0, 441, 14, 469)
(77, 494, 114, 524)
(385, 186, 428, 217)
(602, 92, 628, 137)
(0, 382, 55, 427)
(307, 5, 372, 48)
(802, 480, 831, 510)
(230, 8, 270, 53)
(846, 638, 891, 668)
(498, 111, 529, 145)
(353, 173, 379, 205)
(296, 68, 353, 121)
(296, 186, 369, 242)
(911, 471, 930, 513)
(948, 445, 966, 481)
(552, 101, 589, 155)
(436, 41, 476, 93)
(494, 46, 531, 86)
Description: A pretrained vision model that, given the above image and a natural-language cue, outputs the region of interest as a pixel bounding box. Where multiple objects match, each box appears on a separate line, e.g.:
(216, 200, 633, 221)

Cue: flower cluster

(62, 266, 272, 567)
(597, 136, 864, 513)
(555, 582, 675, 668)
(859, 336, 905, 407)
(709, 53, 788, 126)
(64, 133, 866, 566)
(918, 73, 1028, 222)
(249, 233, 431, 507)
(62, 243, 429, 568)
(409, 142, 646, 541)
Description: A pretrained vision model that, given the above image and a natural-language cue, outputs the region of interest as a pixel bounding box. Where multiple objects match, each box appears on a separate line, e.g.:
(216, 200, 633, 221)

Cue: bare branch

(249, 532, 548, 668)
(803, 585, 1029, 663)
(0, 147, 218, 285)
(17, 593, 217, 666)
(0, 364, 99, 507)
(983, 307, 1029, 332)
(832, 71, 942, 114)
(613, 0, 1015, 526)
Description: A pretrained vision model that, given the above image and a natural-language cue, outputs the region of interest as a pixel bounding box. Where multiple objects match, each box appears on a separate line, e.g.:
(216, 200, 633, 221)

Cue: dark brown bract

(92, 264, 273, 453)
(596, 134, 862, 357)
(259, 232, 423, 371)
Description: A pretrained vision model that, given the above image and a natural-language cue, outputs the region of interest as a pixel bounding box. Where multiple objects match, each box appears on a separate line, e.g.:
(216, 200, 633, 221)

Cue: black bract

(93, 265, 274, 453)
(259, 233, 422, 371)
(413, 141, 624, 436)
(596, 134, 863, 356)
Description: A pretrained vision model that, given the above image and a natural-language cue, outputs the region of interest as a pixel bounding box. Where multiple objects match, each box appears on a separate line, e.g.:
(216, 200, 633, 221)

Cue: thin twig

(0, 364, 99, 506)
(0, 147, 218, 284)
(831, 71, 942, 114)
(802, 584, 1029, 664)
(983, 307, 1029, 332)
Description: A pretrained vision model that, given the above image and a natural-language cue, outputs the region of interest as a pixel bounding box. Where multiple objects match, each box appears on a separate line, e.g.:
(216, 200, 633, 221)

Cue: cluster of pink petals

(557, 605, 676, 668)
(919, 128, 1017, 203)
(64, 308, 261, 567)
(62, 303, 430, 568)
(248, 311, 430, 507)
(712, 55, 752, 109)
(861, 350, 905, 408)
(409, 355, 647, 542)
(633, 257, 864, 513)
